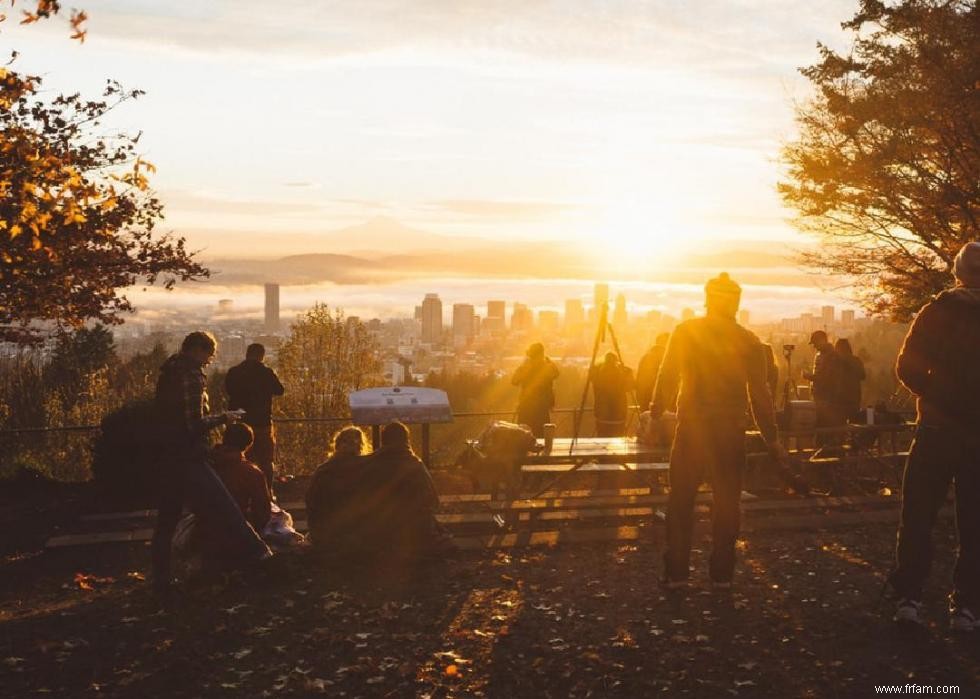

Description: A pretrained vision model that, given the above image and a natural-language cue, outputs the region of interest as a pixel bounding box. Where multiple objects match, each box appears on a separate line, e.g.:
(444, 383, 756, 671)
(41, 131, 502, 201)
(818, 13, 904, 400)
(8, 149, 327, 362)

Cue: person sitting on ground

(305, 426, 370, 549)
(210, 423, 273, 535)
(361, 421, 453, 558)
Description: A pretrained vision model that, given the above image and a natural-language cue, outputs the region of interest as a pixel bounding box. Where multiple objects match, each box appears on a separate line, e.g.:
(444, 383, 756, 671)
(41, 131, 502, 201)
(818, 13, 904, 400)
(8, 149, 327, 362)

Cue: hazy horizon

(7, 0, 858, 272)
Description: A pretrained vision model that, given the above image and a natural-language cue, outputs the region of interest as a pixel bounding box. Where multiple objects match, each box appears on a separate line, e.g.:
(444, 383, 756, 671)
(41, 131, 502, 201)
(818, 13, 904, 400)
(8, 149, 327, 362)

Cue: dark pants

(151, 448, 270, 592)
(888, 425, 980, 607)
(665, 420, 745, 583)
(595, 416, 627, 438)
(517, 406, 550, 438)
(246, 423, 276, 490)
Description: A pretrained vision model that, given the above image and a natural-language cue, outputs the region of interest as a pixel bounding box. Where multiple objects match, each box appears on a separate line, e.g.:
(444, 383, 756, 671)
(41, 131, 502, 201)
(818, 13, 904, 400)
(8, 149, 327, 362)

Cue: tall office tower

(564, 298, 585, 328)
(738, 309, 750, 326)
(821, 305, 835, 327)
(680, 307, 695, 322)
(264, 283, 280, 333)
(217, 299, 234, 314)
(487, 300, 506, 322)
(612, 292, 627, 327)
(841, 309, 855, 327)
(538, 310, 560, 333)
(511, 303, 533, 331)
(420, 293, 443, 345)
(452, 303, 476, 346)
(594, 282, 610, 310)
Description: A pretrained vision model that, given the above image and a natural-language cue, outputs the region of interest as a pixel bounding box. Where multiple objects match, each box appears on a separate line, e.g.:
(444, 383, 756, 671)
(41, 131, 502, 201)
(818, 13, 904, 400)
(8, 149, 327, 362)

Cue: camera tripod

(567, 300, 639, 451)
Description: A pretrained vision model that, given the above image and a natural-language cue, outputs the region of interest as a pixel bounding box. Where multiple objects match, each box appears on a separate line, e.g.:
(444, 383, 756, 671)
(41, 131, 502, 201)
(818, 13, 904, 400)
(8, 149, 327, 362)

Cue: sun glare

(587, 200, 687, 273)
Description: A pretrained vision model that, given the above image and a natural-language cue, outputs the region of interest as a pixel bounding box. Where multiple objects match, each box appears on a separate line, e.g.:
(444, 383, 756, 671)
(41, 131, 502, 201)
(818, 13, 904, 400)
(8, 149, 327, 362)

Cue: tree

(1, 1, 208, 342)
(275, 305, 381, 471)
(780, 0, 980, 320)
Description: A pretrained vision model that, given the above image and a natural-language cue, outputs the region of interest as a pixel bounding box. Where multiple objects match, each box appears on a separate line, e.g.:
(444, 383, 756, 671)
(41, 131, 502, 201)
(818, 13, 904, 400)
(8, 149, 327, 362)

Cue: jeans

(664, 419, 745, 583)
(151, 447, 271, 591)
(888, 425, 980, 607)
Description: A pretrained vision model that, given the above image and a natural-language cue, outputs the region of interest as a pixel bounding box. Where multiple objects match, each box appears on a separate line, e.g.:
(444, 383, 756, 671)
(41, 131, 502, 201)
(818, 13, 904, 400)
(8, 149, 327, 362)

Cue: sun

(585, 199, 687, 274)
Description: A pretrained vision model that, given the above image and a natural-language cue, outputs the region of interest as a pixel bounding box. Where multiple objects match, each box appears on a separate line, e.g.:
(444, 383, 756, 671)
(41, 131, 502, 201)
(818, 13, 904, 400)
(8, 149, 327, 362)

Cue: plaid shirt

(181, 362, 225, 435)
(157, 353, 224, 438)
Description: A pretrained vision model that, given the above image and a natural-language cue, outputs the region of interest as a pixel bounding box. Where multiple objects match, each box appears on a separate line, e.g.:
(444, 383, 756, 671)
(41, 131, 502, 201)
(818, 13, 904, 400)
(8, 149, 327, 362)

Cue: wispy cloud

(424, 199, 581, 221)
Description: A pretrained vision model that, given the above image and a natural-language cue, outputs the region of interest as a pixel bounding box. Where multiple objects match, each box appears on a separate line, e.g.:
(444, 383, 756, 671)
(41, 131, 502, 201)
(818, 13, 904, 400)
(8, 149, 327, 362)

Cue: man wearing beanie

(651, 272, 789, 589)
(889, 242, 980, 631)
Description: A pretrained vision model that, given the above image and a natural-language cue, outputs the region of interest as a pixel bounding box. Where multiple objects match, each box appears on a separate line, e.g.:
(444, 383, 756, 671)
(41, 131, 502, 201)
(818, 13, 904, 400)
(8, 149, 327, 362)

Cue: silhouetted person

(888, 242, 980, 631)
(833, 338, 865, 422)
(761, 343, 780, 406)
(152, 332, 271, 604)
(225, 343, 285, 491)
(591, 351, 634, 437)
(651, 273, 787, 589)
(305, 426, 370, 551)
(211, 423, 272, 535)
(803, 330, 842, 448)
(637, 332, 670, 411)
(512, 342, 560, 437)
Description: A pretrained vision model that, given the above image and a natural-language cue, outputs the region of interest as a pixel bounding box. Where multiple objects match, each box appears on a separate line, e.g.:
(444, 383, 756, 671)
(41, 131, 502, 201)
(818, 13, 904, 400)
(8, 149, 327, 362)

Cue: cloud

(423, 199, 581, 221)
(160, 189, 325, 217)
(78, 0, 856, 77)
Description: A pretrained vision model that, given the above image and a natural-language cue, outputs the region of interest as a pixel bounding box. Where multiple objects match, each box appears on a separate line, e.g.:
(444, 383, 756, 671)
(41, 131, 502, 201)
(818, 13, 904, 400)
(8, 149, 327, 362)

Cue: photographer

(511, 342, 560, 437)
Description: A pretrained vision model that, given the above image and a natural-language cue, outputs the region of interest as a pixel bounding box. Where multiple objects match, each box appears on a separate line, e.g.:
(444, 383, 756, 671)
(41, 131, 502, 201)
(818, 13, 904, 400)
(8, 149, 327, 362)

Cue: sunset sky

(6, 0, 857, 264)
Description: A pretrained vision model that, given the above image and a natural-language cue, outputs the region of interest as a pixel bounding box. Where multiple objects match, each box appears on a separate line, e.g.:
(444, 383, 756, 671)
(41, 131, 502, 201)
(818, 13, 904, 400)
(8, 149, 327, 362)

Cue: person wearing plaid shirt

(151, 331, 271, 605)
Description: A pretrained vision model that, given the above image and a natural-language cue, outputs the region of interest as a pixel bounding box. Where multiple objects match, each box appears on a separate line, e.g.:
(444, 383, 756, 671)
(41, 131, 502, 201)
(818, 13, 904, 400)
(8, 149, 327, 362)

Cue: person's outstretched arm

(650, 329, 682, 417)
(266, 366, 285, 396)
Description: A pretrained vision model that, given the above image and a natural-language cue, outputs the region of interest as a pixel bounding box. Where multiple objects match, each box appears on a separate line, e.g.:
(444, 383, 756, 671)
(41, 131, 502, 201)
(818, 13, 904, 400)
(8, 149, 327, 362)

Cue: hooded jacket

(897, 287, 980, 426)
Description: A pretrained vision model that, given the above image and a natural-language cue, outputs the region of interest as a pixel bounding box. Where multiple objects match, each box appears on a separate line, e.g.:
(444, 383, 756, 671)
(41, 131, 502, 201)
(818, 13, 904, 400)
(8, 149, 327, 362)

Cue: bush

(91, 399, 163, 507)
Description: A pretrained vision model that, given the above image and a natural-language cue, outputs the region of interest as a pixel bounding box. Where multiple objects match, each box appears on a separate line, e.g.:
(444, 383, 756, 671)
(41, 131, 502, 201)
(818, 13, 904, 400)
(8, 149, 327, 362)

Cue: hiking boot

(894, 598, 924, 626)
(949, 606, 979, 633)
(710, 580, 733, 592)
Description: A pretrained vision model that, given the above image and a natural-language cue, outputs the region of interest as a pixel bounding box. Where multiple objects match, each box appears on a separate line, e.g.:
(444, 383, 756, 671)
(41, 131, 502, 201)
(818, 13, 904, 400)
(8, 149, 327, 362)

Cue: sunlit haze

(4, 0, 860, 317)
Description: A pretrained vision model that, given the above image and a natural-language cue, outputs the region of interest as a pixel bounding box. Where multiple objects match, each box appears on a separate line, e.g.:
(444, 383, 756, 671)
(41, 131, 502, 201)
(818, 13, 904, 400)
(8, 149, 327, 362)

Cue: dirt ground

(1, 477, 977, 698)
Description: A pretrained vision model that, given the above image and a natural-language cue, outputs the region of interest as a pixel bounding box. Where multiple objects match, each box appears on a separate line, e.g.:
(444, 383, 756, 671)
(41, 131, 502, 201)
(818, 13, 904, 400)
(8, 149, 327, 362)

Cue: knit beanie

(953, 242, 980, 287)
(704, 272, 742, 301)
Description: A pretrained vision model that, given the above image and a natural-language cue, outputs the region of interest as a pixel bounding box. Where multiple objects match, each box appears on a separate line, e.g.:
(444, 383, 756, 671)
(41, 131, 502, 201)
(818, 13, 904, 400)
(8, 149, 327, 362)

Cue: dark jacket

(306, 447, 440, 554)
(809, 347, 839, 404)
(210, 445, 272, 533)
(651, 314, 778, 445)
(896, 287, 980, 426)
(835, 354, 866, 418)
(305, 453, 367, 546)
(225, 360, 285, 427)
(155, 353, 224, 449)
(512, 358, 559, 414)
(636, 345, 666, 410)
(591, 361, 634, 423)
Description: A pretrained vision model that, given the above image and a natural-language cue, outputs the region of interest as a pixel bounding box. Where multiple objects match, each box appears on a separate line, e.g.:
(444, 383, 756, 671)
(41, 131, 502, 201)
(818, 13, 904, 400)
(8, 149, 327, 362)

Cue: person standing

(590, 351, 634, 437)
(833, 338, 865, 422)
(511, 342, 560, 437)
(803, 330, 842, 449)
(888, 242, 980, 631)
(225, 343, 285, 491)
(651, 273, 788, 589)
(152, 332, 271, 605)
(636, 333, 670, 411)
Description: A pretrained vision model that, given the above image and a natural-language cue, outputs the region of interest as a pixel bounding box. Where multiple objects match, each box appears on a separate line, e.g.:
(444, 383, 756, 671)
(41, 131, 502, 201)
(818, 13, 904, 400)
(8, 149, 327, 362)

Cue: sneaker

(949, 606, 979, 633)
(894, 598, 924, 626)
